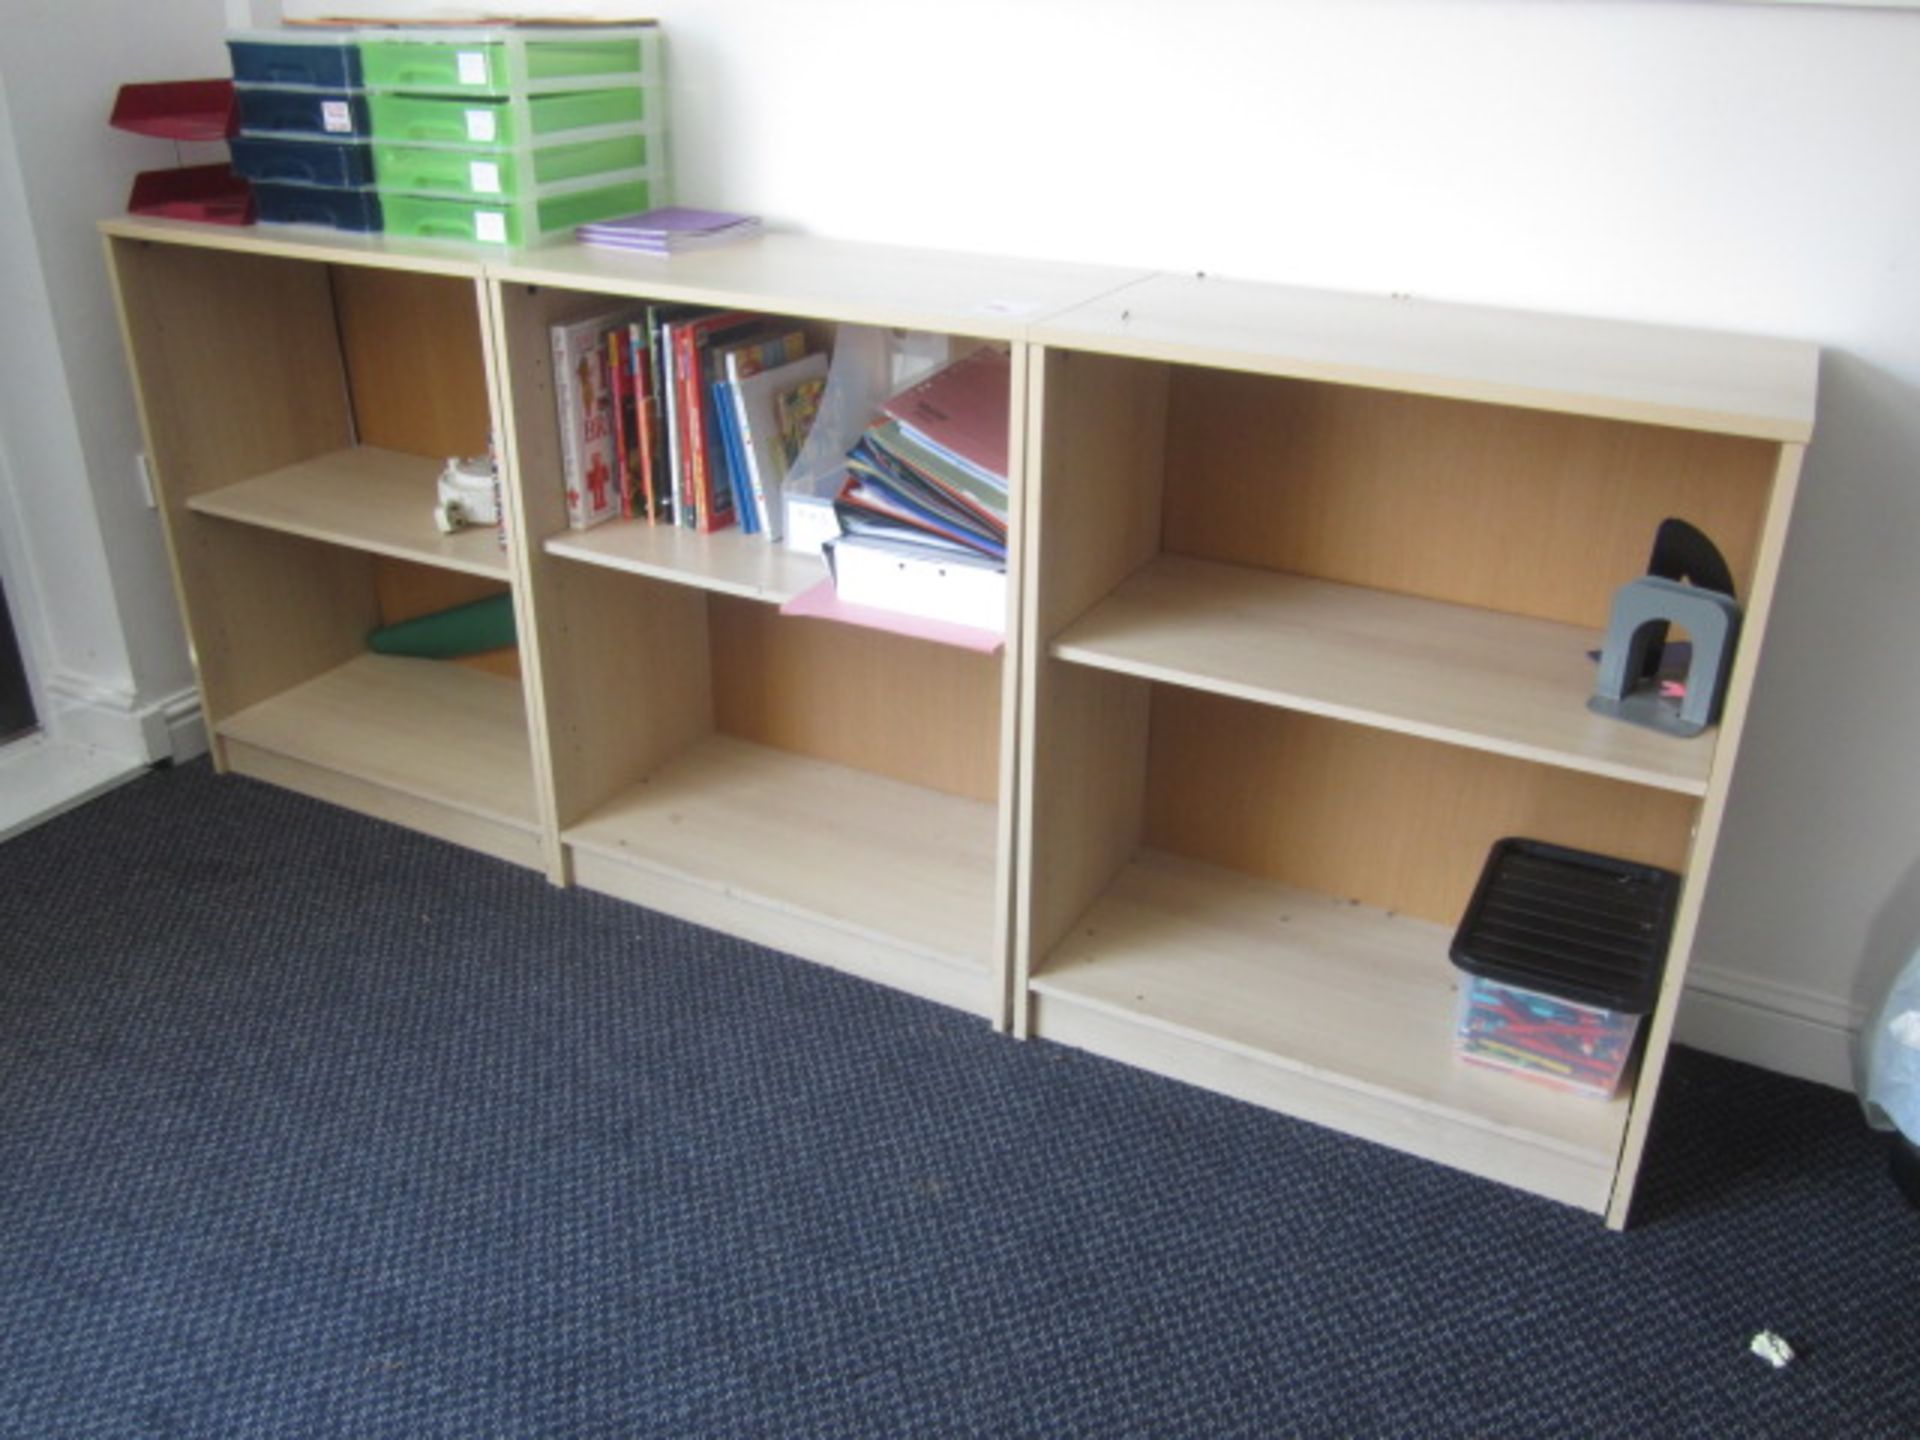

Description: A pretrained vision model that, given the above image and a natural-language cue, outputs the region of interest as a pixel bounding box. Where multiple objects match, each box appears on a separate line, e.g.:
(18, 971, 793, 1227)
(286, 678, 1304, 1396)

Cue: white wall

(0, 0, 232, 764)
(51, 0, 1920, 1085)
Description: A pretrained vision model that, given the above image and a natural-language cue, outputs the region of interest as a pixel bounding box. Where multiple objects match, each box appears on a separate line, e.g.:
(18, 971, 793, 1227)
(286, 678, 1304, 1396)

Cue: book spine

(609, 327, 632, 520)
(676, 323, 713, 530)
(631, 321, 659, 523)
(660, 319, 685, 528)
(726, 353, 769, 537)
(553, 323, 589, 529)
(713, 377, 756, 535)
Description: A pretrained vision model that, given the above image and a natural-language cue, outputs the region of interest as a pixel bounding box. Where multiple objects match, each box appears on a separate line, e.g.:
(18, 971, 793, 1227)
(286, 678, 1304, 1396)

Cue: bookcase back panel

(373, 560, 518, 679)
(1143, 687, 1697, 927)
(331, 266, 492, 460)
(541, 563, 713, 825)
(1031, 349, 1169, 635)
(709, 598, 1002, 804)
(1161, 368, 1778, 628)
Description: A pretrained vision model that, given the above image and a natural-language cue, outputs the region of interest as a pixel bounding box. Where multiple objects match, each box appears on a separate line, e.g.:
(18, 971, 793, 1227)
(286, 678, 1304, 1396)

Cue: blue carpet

(2, 760, 1916, 1437)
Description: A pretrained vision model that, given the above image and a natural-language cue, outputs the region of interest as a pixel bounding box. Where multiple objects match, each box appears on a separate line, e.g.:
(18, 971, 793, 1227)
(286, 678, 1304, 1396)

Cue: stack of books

(575, 205, 762, 255)
(548, 300, 824, 539)
(826, 345, 1011, 633)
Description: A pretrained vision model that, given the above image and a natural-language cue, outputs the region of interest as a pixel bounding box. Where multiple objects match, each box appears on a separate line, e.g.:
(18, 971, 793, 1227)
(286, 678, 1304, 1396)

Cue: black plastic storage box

(1450, 838, 1681, 1098)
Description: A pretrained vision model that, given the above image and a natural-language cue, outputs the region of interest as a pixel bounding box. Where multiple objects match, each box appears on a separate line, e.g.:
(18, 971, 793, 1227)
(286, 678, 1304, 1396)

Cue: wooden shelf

(187, 446, 509, 580)
(1028, 849, 1630, 1212)
(565, 735, 998, 1007)
(217, 654, 541, 866)
(1050, 555, 1713, 795)
(544, 520, 824, 604)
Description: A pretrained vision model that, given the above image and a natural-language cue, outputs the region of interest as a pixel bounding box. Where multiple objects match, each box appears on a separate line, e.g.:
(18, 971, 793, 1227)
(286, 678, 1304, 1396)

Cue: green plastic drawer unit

(380, 174, 661, 247)
(359, 25, 660, 97)
(372, 130, 658, 201)
(366, 87, 649, 147)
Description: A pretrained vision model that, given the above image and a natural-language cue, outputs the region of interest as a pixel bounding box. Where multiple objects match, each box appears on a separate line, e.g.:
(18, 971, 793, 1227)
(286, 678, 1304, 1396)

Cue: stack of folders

(576, 205, 762, 255)
(827, 345, 1011, 633)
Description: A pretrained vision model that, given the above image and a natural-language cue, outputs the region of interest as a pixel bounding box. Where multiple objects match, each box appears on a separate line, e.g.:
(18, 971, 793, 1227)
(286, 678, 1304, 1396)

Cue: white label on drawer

(474, 209, 507, 244)
(465, 108, 497, 143)
(457, 50, 488, 86)
(320, 99, 351, 133)
(469, 160, 502, 195)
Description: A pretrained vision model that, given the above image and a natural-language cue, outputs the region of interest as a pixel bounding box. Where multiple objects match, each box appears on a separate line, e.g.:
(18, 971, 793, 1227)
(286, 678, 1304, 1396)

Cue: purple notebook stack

(576, 206, 763, 255)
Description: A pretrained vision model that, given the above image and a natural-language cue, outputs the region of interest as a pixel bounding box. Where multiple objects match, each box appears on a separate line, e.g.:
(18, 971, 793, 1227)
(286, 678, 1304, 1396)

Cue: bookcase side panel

(108, 240, 354, 501)
(1161, 371, 1780, 628)
(1018, 661, 1152, 1020)
(1606, 439, 1807, 1228)
(1015, 349, 1170, 1027)
(190, 525, 383, 725)
(1031, 349, 1170, 636)
(542, 561, 714, 828)
(106, 238, 369, 730)
(1143, 689, 1700, 927)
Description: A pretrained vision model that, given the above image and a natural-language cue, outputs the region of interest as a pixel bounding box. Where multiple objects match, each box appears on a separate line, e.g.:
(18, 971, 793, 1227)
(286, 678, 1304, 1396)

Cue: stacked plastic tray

(227, 30, 381, 231)
(361, 25, 667, 246)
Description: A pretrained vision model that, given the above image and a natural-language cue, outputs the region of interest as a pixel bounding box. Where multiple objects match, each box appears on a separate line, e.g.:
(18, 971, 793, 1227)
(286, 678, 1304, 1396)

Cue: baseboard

(40, 672, 204, 765)
(1676, 963, 1859, 1092)
(159, 687, 209, 763)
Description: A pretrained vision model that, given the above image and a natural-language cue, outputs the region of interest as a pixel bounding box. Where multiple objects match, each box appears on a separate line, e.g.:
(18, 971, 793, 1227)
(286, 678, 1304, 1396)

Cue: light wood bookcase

(103, 220, 543, 870)
(1016, 276, 1816, 1226)
(102, 217, 1816, 1226)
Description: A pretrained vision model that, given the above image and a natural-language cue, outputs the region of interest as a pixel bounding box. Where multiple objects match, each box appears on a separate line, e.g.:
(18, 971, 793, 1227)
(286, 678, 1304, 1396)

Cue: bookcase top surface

(1033, 271, 1818, 442)
(101, 215, 489, 279)
(492, 232, 1151, 340)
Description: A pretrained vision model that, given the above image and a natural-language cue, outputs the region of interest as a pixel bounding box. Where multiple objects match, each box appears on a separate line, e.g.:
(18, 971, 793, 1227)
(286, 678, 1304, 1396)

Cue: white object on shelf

(433, 452, 499, 534)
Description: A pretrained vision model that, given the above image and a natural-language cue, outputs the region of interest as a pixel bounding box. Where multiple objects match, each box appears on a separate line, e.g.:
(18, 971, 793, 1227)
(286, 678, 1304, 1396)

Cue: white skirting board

(1675, 961, 1860, 1092)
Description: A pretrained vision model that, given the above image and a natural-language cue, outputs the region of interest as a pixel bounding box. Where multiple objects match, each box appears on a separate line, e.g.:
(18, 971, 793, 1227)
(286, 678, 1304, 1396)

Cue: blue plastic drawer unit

(236, 86, 372, 140)
(231, 137, 377, 189)
(253, 180, 383, 232)
(227, 29, 364, 89)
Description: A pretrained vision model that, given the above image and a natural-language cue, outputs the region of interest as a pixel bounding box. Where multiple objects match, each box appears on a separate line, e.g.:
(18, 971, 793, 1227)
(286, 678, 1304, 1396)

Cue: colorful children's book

(551, 306, 640, 529)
